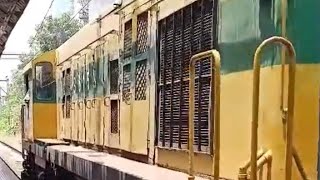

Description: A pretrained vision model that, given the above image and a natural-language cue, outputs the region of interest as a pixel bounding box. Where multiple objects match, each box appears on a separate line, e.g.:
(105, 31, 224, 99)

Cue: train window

(62, 96, 65, 118)
(110, 100, 119, 133)
(86, 63, 90, 95)
(96, 46, 104, 88)
(136, 12, 149, 55)
(65, 68, 71, 95)
(35, 62, 54, 101)
(77, 63, 81, 96)
(135, 59, 147, 100)
(89, 62, 93, 91)
(92, 54, 97, 88)
(124, 20, 132, 58)
(109, 59, 119, 94)
(66, 95, 71, 119)
(100, 48, 105, 83)
(122, 64, 131, 103)
(62, 70, 65, 90)
(72, 67, 77, 95)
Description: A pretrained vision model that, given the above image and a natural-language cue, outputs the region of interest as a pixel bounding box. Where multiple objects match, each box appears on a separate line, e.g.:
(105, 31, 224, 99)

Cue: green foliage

(0, 70, 24, 134)
(29, 12, 82, 54)
(0, 12, 82, 134)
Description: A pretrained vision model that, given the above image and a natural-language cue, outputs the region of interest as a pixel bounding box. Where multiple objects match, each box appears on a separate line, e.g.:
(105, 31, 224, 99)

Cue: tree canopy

(0, 12, 83, 134)
(29, 13, 82, 55)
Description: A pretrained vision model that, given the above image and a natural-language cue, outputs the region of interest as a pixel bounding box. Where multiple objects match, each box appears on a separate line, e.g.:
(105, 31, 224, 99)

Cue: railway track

(0, 141, 22, 180)
(0, 141, 21, 155)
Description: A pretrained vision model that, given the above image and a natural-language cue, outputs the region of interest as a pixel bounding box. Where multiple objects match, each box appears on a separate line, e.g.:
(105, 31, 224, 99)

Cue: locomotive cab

(21, 50, 57, 142)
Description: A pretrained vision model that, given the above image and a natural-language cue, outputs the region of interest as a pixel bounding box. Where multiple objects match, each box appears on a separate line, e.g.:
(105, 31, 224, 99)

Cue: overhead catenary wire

(69, 0, 93, 23)
(28, 0, 92, 61)
(31, 0, 92, 50)
(29, 0, 56, 47)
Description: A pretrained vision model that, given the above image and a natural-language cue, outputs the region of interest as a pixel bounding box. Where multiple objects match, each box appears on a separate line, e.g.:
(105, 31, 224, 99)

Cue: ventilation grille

(122, 64, 131, 104)
(136, 12, 149, 55)
(135, 60, 147, 101)
(110, 60, 119, 94)
(158, 0, 216, 152)
(124, 20, 132, 58)
(111, 100, 119, 134)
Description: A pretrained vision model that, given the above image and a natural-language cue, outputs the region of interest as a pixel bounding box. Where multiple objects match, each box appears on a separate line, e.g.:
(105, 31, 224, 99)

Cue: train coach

(20, 0, 320, 179)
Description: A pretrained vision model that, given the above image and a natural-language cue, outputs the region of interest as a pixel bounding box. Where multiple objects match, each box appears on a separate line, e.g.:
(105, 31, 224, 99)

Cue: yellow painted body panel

(103, 96, 120, 149)
(50, 0, 319, 178)
(131, 96, 149, 155)
(156, 64, 319, 179)
(23, 50, 57, 141)
(33, 103, 57, 139)
(95, 98, 104, 146)
(78, 100, 86, 142)
(120, 100, 131, 151)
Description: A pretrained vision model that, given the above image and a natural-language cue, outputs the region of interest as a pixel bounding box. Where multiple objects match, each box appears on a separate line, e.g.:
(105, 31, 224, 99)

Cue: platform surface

(0, 158, 19, 180)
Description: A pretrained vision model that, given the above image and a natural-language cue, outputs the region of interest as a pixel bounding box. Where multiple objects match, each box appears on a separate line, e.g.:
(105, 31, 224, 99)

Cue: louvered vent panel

(124, 20, 132, 58)
(137, 12, 149, 54)
(110, 60, 119, 94)
(122, 64, 131, 104)
(111, 100, 119, 134)
(158, 0, 216, 152)
(135, 60, 147, 101)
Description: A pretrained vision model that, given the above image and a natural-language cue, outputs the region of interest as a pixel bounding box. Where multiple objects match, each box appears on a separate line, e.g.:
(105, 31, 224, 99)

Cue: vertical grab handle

(188, 50, 221, 180)
(251, 36, 296, 180)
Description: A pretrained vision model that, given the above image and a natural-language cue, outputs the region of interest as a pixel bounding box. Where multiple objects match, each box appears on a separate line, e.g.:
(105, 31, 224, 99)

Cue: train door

(93, 46, 103, 146)
(120, 19, 133, 151)
(131, 11, 151, 155)
(102, 43, 109, 147)
(59, 63, 72, 140)
(56, 67, 63, 139)
(120, 12, 150, 155)
(78, 55, 86, 143)
(85, 53, 92, 144)
(108, 56, 120, 149)
(97, 45, 105, 147)
(71, 59, 79, 141)
(100, 34, 120, 149)
(23, 71, 33, 140)
(89, 50, 97, 145)
(65, 63, 72, 140)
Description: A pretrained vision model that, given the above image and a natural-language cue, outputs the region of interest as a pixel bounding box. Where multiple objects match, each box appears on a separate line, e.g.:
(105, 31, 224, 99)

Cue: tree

(29, 12, 82, 54)
(0, 12, 83, 134)
(0, 69, 24, 133)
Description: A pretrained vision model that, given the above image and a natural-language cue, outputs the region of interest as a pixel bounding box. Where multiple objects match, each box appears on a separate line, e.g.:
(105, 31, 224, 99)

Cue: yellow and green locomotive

(20, 0, 320, 179)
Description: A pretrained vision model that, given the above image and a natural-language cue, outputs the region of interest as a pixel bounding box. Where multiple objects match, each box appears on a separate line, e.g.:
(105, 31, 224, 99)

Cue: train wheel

(21, 170, 32, 180)
(37, 171, 46, 180)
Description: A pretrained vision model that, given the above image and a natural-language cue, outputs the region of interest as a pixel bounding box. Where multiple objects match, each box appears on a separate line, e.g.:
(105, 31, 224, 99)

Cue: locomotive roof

(56, 5, 118, 65)
(22, 50, 56, 75)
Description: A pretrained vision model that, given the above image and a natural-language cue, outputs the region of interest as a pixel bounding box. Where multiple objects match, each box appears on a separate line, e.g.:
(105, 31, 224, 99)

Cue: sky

(0, 0, 52, 91)
(0, 0, 113, 93)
